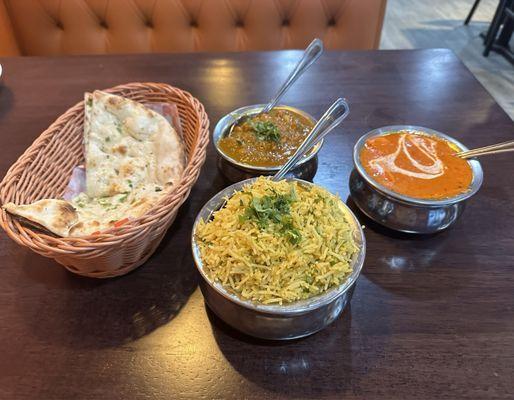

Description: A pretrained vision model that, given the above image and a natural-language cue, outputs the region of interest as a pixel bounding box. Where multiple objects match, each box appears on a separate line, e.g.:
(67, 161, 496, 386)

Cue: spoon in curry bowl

(215, 98, 350, 210)
(224, 38, 324, 137)
(456, 139, 514, 159)
(273, 97, 350, 181)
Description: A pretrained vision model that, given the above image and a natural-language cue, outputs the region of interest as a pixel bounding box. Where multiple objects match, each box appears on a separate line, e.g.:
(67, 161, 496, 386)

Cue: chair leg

(465, 0, 482, 25)
(483, 0, 508, 56)
(497, 0, 514, 47)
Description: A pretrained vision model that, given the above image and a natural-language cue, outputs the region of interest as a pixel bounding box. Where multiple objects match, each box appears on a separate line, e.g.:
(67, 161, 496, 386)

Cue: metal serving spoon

(456, 139, 514, 159)
(214, 98, 349, 210)
(224, 38, 324, 137)
(273, 98, 350, 181)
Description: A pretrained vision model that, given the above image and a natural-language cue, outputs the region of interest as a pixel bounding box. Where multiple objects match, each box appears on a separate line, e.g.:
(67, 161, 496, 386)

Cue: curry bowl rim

(213, 104, 323, 172)
(352, 125, 484, 207)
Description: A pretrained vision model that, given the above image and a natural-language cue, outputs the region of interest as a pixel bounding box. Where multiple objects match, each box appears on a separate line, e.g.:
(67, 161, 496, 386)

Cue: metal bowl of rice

(191, 177, 366, 340)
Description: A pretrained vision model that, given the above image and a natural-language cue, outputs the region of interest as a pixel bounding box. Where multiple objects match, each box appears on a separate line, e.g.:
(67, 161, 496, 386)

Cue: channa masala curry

(360, 130, 473, 200)
(218, 108, 314, 167)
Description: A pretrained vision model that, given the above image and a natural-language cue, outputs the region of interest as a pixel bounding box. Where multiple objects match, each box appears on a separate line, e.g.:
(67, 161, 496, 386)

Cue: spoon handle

(457, 139, 514, 159)
(262, 38, 324, 114)
(273, 98, 350, 181)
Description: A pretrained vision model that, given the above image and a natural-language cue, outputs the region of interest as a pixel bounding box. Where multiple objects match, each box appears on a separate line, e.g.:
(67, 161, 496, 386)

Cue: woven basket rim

(0, 82, 210, 254)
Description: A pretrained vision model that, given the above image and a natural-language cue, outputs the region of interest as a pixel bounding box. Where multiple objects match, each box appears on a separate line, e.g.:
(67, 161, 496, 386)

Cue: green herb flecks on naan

(84, 91, 186, 198)
(3, 91, 187, 237)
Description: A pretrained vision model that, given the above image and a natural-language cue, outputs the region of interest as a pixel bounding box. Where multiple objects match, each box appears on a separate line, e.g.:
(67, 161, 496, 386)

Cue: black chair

(482, 0, 514, 63)
(465, 0, 482, 25)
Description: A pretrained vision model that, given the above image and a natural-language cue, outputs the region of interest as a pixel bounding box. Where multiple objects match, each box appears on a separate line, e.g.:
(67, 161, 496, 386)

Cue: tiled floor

(381, 0, 514, 119)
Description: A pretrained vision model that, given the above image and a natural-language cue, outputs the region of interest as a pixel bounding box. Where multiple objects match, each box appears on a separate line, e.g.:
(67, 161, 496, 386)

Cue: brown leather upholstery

(0, 0, 19, 55)
(0, 0, 386, 56)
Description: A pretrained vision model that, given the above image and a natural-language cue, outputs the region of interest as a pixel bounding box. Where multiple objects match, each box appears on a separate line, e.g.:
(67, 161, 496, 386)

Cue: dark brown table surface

(0, 49, 513, 400)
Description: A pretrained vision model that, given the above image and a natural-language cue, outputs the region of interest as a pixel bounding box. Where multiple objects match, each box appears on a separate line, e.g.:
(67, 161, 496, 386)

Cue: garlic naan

(3, 185, 167, 237)
(3, 91, 188, 237)
(68, 183, 168, 236)
(3, 199, 78, 237)
(84, 91, 186, 198)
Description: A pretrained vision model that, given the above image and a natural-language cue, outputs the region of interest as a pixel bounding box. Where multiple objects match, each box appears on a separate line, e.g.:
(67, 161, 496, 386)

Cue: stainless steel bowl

(191, 178, 366, 340)
(349, 125, 483, 234)
(213, 105, 322, 182)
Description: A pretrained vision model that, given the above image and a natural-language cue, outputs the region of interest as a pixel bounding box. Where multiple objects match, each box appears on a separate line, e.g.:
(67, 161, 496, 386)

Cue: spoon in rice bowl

(191, 98, 359, 339)
(215, 98, 349, 209)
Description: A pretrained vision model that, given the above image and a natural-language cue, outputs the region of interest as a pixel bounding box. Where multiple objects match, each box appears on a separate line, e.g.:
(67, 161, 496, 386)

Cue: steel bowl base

(200, 280, 356, 340)
(349, 169, 465, 234)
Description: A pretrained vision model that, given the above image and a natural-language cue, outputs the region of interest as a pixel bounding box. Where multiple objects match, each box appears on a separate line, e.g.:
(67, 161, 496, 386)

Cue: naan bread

(3, 200, 78, 237)
(69, 183, 168, 236)
(2, 185, 166, 237)
(3, 92, 188, 237)
(84, 91, 187, 198)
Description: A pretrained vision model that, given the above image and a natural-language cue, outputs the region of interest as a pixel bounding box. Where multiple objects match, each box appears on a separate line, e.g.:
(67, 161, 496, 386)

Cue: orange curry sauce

(359, 131, 473, 200)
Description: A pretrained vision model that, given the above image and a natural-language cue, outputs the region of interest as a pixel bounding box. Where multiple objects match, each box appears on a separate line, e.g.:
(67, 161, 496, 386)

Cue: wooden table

(0, 49, 513, 400)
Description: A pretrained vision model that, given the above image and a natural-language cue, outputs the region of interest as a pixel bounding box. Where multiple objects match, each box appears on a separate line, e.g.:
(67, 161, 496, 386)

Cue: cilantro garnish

(250, 121, 281, 142)
(240, 188, 301, 244)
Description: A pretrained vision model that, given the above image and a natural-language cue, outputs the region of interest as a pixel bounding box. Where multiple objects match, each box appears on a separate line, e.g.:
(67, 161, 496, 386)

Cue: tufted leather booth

(0, 0, 386, 56)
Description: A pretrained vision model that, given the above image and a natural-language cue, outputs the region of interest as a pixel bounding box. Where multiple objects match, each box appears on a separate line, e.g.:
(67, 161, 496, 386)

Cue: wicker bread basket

(0, 82, 209, 278)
